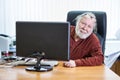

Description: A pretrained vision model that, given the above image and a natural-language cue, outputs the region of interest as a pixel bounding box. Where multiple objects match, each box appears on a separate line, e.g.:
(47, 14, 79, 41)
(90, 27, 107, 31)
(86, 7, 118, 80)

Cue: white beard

(75, 27, 93, 39)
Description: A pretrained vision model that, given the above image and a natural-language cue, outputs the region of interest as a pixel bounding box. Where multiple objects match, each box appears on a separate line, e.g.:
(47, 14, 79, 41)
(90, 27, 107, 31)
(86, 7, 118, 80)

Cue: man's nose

(83, 25, 87, 30)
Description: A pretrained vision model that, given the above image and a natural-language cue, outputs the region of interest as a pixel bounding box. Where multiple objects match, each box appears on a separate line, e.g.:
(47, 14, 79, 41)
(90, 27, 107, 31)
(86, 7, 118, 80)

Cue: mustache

(75, 28, 92, 39)
(80, 29, 87, 34)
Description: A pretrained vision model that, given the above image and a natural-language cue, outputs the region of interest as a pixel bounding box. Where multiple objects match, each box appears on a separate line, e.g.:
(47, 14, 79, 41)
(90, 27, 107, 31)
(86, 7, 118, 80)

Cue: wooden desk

(0, 62, 119, 80)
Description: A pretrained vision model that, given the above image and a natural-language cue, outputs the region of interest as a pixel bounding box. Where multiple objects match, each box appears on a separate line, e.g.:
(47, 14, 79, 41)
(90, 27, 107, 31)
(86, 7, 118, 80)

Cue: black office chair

(67, 11, 107, 54)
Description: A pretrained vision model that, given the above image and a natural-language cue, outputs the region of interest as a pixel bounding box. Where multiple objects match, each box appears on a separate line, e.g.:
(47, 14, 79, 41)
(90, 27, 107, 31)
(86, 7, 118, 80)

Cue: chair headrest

(67, 11, 107, 38)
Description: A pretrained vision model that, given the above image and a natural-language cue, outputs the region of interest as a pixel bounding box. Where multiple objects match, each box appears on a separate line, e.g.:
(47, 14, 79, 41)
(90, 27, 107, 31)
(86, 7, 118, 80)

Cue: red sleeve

(74, 34, 104, 66)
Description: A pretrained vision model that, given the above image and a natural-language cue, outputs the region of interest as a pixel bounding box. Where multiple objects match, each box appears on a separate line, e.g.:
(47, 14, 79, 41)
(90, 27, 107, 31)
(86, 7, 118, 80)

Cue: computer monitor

(16, 21, 70, 61)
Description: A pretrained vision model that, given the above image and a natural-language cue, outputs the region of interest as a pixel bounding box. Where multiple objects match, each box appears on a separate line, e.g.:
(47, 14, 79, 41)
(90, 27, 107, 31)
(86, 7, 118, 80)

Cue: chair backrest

(67, 11, 107, 54)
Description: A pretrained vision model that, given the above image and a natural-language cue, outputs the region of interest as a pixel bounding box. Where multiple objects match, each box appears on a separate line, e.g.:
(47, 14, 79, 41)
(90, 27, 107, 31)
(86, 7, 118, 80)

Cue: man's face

(75, 15, 95, 39)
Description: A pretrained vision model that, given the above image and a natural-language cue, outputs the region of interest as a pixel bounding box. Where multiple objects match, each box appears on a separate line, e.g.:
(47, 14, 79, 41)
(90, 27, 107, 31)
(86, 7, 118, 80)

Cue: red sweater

(70, 26, 104, 66)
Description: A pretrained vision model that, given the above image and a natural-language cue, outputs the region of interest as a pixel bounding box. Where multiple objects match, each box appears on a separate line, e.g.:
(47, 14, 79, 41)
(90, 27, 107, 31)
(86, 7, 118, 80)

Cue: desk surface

(0, 62, 119, 80)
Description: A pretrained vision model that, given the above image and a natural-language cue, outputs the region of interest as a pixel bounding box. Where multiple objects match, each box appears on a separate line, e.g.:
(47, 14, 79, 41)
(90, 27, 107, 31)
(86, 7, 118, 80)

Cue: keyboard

(41, 60, 59, 66)
(5, 59, 59, 67)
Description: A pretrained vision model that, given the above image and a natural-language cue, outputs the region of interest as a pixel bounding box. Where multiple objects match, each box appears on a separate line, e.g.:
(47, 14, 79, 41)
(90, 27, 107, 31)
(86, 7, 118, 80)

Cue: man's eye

(81, 22, 85, 25)
(88, 25, 91, 28)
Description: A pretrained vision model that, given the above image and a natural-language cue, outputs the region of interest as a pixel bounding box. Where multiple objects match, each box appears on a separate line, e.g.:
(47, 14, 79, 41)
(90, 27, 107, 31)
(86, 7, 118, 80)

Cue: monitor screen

(16, 21, 70, 61)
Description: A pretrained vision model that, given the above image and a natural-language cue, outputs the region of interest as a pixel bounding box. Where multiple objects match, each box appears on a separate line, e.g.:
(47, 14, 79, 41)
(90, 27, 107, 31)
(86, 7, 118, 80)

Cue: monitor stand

(25, 65, 53, 72)
(25, 52, 53, 72)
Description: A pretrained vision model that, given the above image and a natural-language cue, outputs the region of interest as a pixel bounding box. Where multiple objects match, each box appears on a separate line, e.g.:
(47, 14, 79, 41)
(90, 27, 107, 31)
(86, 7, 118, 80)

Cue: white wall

(0, 0, 120, 39)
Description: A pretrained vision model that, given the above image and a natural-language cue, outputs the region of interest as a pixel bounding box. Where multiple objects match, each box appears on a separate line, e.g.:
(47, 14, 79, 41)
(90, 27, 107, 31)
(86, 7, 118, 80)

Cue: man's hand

(64, 60, 76, 68)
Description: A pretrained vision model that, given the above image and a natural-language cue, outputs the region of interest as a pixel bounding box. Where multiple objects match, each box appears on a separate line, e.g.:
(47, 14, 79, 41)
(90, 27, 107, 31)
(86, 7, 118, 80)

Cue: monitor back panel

(16, 21, 70, 61)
